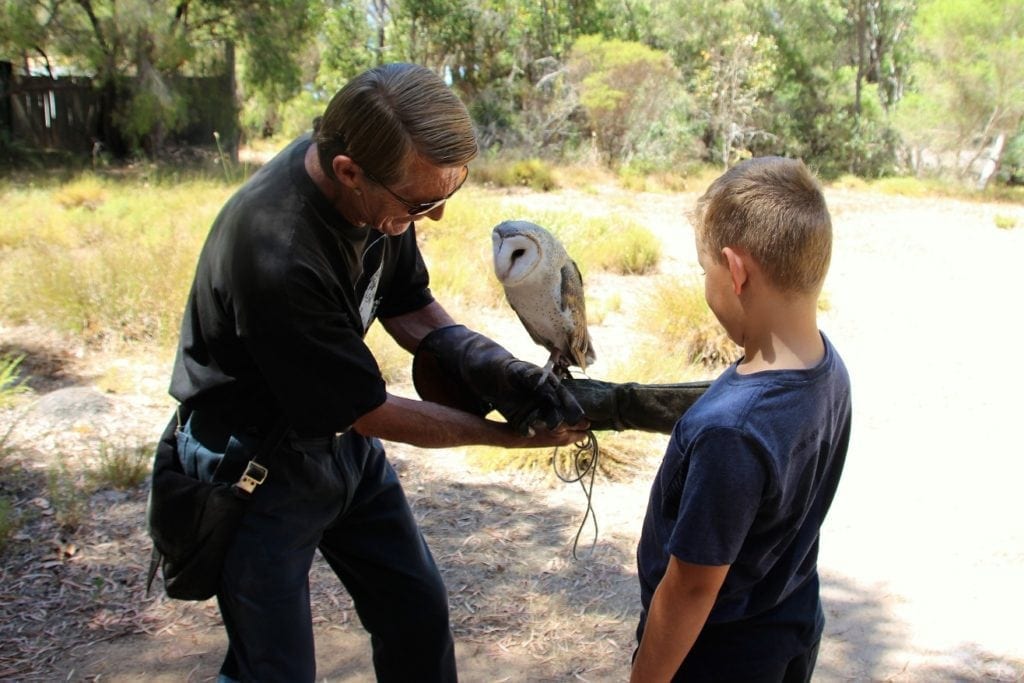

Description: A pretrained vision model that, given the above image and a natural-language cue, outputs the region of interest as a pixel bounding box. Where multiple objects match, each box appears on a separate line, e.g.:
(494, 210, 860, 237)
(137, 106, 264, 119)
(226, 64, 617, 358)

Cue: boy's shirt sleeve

(666, 427, 770, 566)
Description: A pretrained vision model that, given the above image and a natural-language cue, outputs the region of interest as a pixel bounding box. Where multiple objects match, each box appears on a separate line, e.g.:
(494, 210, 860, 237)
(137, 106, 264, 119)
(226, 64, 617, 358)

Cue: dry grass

(645, 275, 737, 369)
(0, 172, 232, 347)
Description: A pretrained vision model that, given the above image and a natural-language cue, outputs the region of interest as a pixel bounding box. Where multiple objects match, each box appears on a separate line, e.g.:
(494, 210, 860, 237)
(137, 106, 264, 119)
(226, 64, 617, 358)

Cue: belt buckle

(235, 461, 268, 494)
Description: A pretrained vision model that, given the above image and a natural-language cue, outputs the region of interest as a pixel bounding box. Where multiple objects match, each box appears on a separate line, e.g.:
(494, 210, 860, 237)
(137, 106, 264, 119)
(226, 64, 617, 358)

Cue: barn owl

(491, 220, 596, 384)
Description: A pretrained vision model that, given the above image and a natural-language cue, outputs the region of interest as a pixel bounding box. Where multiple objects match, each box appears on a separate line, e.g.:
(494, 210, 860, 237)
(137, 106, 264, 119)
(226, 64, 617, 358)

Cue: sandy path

(811, 190, 1024, 680)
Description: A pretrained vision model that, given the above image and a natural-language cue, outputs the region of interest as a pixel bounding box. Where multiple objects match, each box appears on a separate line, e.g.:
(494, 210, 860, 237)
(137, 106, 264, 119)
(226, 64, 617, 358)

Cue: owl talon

(535, 357, 557, 388)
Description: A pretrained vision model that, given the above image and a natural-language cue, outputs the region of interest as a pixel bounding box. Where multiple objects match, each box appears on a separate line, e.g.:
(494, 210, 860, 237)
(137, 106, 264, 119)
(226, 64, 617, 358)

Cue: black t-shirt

(170, 136, 434, 436)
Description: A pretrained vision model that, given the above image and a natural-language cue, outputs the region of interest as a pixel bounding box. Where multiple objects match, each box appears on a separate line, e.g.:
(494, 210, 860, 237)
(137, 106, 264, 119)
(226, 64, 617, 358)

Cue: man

(167, 63, 589, 682)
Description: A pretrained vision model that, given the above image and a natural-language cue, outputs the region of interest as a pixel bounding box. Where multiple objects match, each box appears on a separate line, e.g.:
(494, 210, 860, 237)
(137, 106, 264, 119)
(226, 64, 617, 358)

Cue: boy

(631, 157, 852, 682)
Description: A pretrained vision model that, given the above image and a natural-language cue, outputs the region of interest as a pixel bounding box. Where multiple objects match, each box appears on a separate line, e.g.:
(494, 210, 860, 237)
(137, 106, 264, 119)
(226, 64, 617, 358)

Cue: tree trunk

(855, 0, 866, 117)
(976, 133, 1005, 190)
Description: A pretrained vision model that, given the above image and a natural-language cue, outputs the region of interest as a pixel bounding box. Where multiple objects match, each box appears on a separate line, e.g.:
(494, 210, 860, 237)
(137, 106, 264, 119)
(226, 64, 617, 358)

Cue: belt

(289, 432, 347, 454)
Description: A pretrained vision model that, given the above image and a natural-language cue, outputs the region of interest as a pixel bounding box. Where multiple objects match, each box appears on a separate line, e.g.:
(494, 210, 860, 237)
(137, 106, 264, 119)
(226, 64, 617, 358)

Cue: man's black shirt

(170, 136, 433, 436)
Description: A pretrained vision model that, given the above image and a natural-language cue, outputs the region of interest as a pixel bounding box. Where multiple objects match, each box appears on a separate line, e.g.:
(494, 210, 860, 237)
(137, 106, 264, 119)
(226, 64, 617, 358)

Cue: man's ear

(331, 155, 362, 192)
(722, 246, 748, 296)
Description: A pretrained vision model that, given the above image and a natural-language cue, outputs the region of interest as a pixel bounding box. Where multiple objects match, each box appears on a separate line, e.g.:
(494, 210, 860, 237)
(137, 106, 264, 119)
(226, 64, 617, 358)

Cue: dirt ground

(1, 184, 1023, 682)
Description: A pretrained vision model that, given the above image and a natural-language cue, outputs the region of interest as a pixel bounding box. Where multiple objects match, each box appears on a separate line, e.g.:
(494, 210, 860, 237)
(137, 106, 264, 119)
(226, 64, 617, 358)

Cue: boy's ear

(722, 246, 748, 295)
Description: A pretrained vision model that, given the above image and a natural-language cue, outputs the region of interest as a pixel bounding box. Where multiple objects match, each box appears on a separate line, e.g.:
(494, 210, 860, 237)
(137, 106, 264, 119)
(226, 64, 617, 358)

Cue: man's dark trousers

(179, 419, 457, 682)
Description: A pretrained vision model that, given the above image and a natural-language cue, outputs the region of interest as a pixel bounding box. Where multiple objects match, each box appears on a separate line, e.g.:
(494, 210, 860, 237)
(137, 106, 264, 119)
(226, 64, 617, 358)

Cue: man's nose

(417, 203, 446, 222)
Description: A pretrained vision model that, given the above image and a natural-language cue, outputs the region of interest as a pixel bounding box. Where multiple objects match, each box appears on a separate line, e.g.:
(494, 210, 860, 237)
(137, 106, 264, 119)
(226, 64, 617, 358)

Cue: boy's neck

(736, 299, 824, 374)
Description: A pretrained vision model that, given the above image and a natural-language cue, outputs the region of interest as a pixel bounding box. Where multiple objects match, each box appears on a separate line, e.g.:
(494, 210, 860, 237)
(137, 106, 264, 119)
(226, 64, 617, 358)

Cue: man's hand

(413, 325, 585, 434)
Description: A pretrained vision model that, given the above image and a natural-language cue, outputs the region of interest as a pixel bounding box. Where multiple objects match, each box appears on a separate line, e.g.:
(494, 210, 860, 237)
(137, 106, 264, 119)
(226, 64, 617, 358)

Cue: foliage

(471, 157, 559, 191)
(3, 0, 318, 157)
(997, 125, 1024, 186)
(47, 457, 87, 532)
(994, 215, 1017, 230)
(579, 222, 660, 276)
(88, 442, 152, 490)
(691, 27, 780, 168)
(566, 35, 691, 167)
(0, 354, 30, 408)
(5, 0, 1023, 185)
(905, 0, 1024, 181)
(648, 276, 737, 368)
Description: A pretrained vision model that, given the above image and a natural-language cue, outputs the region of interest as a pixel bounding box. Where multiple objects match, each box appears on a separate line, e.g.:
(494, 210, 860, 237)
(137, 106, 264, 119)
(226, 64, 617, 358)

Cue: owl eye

(511, 248, 526, 262)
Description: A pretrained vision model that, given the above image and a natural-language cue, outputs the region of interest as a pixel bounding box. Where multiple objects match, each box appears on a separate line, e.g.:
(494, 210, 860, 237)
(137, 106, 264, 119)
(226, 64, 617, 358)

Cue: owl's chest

(504, 276, 572, 337)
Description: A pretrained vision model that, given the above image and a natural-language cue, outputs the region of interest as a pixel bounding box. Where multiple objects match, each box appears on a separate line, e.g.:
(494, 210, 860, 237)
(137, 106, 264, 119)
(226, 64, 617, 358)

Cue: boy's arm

(630, 556, 730, 682)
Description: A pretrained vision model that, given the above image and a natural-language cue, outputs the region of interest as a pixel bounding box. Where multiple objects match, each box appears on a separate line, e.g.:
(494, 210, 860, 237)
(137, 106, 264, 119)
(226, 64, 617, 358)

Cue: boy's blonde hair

(692, 157, 832, 293)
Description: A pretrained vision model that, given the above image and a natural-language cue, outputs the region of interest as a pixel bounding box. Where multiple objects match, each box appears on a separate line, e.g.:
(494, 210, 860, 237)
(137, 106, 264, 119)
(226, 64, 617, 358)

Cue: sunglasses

(361, 165, 469, 216)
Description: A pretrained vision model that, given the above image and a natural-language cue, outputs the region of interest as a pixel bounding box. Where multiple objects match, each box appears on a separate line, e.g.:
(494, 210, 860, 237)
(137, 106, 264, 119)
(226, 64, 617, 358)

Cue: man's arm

(353, 393, 583, 448)
(380, 300, 455, 353)
(630, 557, 729, 683)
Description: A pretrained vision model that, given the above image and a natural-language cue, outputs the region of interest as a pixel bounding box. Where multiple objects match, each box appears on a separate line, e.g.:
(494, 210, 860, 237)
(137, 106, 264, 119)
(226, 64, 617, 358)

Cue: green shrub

(994, 214, 1017, 230)
(53, 174, 108, 209)
(831, 174, 869, 191)
(47, 459, 87, 532)
(564, 218, 661, 276)
(871, 176, 934, 197)
(472, 157, 558, 191)
(89, 442, 152, 490)
(0, 354, 30, 408)
(568, 35, 688, 166)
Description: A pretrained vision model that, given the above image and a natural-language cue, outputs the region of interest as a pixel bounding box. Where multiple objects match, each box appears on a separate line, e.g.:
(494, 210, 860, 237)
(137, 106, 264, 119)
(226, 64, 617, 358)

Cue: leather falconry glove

(413, 325, 585, 435)
(560, 377, 711, 434)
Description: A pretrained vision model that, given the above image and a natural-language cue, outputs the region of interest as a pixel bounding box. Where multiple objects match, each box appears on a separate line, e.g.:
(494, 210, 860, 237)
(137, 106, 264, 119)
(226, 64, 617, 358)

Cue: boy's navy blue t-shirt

(636, 333, 851, 672)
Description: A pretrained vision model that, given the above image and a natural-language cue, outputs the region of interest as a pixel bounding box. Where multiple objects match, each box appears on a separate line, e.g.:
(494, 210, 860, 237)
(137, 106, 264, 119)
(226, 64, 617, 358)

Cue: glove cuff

(413, 325, 494, 416)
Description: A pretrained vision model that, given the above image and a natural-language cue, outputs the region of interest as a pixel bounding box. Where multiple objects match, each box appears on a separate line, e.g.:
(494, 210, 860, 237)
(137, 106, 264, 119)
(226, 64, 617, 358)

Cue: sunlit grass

(364, 324, 412, 386)
(859, 175, 1024, 204)
(470, 156, 558, 191)
(0, 172, 235, 347)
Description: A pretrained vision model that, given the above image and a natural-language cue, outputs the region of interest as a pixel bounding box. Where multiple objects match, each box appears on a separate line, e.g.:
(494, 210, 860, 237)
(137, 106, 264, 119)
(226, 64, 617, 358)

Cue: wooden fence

(0, 62, 236, 157)
(3, 71, 100, 154)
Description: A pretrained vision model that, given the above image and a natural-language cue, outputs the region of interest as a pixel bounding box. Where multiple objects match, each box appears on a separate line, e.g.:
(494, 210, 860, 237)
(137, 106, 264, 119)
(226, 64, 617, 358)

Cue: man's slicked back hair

(314, 63, 478, 182)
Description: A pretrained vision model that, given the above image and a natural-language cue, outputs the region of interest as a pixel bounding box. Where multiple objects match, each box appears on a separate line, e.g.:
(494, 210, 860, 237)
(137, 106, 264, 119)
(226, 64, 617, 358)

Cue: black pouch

(145, 406, 285, 601)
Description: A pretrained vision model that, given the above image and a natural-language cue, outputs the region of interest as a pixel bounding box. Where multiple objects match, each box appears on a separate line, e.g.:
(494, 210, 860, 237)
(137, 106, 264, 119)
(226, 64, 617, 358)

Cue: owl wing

(560, 259, 596, 371)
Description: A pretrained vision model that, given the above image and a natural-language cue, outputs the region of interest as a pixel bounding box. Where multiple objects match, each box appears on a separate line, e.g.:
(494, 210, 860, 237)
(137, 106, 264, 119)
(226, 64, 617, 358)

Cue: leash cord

(552, 429, 600, 560)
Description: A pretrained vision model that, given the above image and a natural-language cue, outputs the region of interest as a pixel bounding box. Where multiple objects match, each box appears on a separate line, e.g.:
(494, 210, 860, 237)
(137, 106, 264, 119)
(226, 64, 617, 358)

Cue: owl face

(492, 222, 547, 287)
